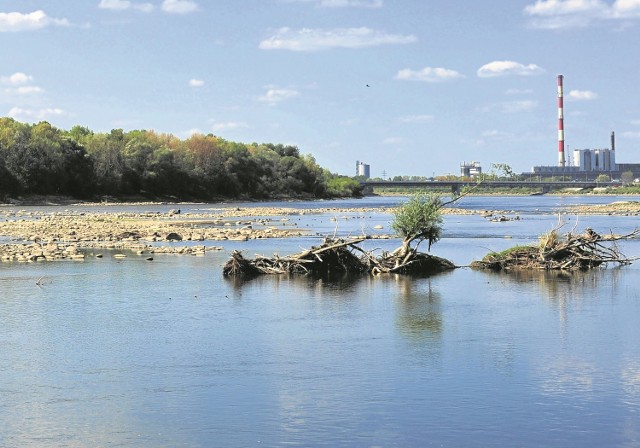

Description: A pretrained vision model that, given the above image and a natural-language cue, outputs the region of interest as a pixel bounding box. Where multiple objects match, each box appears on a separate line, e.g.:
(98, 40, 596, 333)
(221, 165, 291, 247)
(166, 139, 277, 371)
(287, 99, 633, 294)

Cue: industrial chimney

(611, 131, 615, 151)
(557, 75, 566, 167)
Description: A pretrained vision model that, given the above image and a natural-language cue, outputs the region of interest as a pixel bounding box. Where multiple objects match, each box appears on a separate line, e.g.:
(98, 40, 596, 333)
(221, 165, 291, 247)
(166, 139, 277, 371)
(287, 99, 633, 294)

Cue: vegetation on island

(471, 225, 640, 271)
(0, 118, 361, 202)
(224, 193, 455, 277)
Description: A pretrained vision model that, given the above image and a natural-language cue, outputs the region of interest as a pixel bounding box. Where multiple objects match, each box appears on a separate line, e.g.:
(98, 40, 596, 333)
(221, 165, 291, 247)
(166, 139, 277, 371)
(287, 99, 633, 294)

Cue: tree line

(0, 118, 361, 200)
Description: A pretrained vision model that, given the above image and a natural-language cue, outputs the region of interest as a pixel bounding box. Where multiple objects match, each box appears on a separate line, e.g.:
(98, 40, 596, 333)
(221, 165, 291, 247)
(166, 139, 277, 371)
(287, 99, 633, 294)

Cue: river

(1, 195, 639, 447)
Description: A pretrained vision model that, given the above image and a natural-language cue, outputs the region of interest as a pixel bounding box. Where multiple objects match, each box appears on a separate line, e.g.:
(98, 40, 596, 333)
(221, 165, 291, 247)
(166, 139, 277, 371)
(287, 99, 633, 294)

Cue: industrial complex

(526, 74, 640, 180)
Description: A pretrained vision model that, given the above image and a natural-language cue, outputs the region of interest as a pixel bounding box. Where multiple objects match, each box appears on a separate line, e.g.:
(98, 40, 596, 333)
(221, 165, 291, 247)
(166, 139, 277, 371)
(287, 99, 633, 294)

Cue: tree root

(223, 237, 455, 277)
(471, 227, 639, 271)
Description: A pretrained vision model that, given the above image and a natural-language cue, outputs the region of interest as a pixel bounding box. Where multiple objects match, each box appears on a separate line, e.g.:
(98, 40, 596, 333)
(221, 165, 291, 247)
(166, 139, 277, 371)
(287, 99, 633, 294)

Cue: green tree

(391, 193, 443, 256)
(621, 170, 634, 185)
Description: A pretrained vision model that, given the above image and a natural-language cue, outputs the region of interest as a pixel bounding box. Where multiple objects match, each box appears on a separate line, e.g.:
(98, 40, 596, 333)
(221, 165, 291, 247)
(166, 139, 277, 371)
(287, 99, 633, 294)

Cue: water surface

(1, 196, 639, 447)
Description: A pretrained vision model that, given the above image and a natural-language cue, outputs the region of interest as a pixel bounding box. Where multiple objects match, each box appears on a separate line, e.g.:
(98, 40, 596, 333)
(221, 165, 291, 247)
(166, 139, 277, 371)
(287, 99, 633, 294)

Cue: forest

(0, 118, 361, 201)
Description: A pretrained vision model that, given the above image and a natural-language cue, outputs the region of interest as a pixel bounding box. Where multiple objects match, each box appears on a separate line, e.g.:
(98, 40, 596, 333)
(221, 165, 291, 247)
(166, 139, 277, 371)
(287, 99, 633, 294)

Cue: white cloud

(613, 0, 640, 17)
(7, 86, 44, 95)
(1, 72, 33, 85)
(395, 67, 464, 82)
(398, 114, 435, 123)
(622, 131, 640, 138)
(8, 107, 66, 121)
(259, 27, 416, 51)
(0, 10, 69, 32)
(189, 79, 205, 87)
(212, 121, 249, 132)
(99, 0, 131, 10)
(282, 0, 383, 7)
(162, 0, 199, 14)
(259, 88, 300, 105)
(477, 61, 544, 78)
(98, 0, 155, 12)
(524, 0, 640, 29)
(568, 89, 598, 100)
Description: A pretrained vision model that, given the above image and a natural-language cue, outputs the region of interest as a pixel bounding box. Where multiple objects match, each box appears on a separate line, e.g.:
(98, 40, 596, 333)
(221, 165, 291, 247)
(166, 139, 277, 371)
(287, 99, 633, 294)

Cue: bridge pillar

(361, 185, 374, 195)
(451, 184, 460, 195)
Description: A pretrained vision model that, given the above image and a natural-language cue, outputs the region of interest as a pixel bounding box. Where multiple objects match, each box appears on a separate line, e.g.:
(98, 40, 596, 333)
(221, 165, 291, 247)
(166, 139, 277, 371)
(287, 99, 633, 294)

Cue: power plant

(527, 74, 640, 180)
(356, 160, 370, 179)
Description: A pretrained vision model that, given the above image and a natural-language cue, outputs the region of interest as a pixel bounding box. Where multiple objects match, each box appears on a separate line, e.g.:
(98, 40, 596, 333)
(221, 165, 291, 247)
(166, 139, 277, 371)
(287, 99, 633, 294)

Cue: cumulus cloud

(395, 66, 464, 82)
(161, 0, 199, 14)
(8, 107, 66, 121)
(280, 0, 383, 7)
(524, 0, 640, 29)
(0, 10, 70, 32)
(477, 60, 544, 78)
(98, 0, 155, 12)
(259, 27, 416, 51)
(10, 86, 44, 95)
(189, 78, 205, 87)
(259, 88, 300, 105)
(568, 89, 598, 100)
(2, 72, 43, 95)
(1, 72, 33, 85)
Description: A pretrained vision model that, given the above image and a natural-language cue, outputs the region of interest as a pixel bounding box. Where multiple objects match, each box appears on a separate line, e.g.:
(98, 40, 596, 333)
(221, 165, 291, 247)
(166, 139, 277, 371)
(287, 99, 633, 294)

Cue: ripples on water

(1, 196, 640, 447)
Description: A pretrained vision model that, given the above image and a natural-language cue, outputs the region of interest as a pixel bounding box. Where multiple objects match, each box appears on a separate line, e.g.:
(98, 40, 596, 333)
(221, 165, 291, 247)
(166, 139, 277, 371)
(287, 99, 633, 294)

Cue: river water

(1, 196, 640, 447)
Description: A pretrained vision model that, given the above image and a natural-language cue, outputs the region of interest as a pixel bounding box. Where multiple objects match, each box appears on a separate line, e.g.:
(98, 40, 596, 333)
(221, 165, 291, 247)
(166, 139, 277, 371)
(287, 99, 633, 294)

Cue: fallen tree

(222, 236, 455, 278)
(471, 226, 640, 271)
(223, 193, 458, 278)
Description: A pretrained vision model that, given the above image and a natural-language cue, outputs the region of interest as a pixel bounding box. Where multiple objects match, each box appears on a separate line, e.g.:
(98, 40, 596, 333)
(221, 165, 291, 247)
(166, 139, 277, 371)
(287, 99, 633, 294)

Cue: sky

(2, 0, 640, 178)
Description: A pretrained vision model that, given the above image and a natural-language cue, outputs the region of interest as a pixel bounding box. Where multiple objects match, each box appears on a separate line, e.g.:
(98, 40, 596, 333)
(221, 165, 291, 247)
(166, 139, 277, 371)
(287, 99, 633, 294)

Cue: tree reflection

(475, 267, 625, 327)
(391, 274, 443, 343)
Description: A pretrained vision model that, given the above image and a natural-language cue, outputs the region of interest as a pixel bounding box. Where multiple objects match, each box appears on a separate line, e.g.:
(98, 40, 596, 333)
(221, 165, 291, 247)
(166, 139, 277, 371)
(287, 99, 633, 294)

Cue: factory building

(356, 161, 370, 179)
(460, 161, 482, 178)
(572, 147, 616, 172)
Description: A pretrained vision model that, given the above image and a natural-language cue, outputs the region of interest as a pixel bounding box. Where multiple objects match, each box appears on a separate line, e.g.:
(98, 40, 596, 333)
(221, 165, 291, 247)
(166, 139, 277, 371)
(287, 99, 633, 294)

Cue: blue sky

(2, 0, 640, 178)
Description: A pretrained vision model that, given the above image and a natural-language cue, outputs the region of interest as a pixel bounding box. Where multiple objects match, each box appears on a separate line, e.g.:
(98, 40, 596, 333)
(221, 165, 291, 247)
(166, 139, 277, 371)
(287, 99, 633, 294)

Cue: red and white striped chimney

(557, 75, 566, 167)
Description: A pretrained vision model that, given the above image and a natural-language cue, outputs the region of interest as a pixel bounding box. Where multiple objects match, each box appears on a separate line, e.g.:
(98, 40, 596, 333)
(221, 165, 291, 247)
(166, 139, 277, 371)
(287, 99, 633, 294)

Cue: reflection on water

(393, 275, 443, 340)
(2, 196, 640, 447)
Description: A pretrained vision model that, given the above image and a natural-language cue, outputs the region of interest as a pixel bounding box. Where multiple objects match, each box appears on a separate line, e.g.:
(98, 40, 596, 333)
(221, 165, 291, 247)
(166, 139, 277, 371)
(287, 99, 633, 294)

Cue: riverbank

(563, 200, 640, 215)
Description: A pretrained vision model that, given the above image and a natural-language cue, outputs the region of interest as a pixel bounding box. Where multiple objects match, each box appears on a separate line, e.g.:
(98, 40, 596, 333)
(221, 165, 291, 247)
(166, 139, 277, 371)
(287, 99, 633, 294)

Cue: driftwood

(223, 237, 455, 277)
(471, 227, 640, 271)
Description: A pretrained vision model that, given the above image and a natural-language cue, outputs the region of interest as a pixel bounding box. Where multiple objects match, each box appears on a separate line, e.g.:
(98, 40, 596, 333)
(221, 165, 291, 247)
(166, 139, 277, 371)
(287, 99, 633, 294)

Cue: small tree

(391, 193, 443, 256)
(621, 170, 634, 186)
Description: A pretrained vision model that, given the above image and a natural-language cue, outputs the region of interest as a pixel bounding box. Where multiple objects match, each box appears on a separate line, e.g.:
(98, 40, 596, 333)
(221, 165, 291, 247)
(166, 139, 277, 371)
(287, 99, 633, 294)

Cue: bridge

(361, 180, 616, 194)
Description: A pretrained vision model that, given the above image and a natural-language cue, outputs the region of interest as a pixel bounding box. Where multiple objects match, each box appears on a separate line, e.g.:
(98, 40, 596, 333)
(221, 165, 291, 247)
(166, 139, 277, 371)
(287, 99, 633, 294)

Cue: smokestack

(557, 75, 566, 167)
(611, 131, 615, 151)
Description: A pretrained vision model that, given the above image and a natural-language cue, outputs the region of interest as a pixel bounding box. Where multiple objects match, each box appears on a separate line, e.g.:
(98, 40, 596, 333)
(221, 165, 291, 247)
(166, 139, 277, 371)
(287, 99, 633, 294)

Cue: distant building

(572, 148, 616, 172)
(460, 161, 482, 178)
(356, 161, 370, 179)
